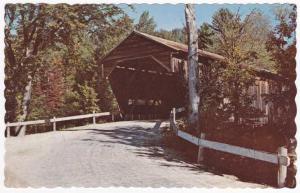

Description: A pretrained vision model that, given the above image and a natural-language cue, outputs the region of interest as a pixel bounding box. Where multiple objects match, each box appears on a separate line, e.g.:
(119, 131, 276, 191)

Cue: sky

(119, 4, 285, 30)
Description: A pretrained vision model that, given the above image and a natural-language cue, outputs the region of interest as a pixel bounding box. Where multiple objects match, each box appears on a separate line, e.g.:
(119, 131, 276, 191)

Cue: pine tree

(198, 23, 214, 50)
(135, 11, 157, 34)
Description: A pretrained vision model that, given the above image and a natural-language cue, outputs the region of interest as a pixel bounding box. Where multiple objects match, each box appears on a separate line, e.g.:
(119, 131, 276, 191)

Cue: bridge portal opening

(108, 56, 185, 119)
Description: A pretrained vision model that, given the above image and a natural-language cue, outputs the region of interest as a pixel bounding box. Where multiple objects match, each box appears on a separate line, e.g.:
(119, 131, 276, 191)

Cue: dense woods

(5, 4, 133, 123)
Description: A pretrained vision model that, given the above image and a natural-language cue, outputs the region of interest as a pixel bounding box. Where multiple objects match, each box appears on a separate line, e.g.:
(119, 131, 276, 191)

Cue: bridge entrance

(108, 56, 185, 119)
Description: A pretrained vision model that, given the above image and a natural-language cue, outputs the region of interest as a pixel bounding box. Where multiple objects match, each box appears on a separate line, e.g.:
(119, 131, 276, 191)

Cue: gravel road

(5, 121, 266, 188)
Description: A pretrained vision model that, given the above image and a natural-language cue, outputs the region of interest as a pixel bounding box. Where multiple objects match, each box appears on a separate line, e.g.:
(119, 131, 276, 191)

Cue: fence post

(277, 146, 288, 188)
(111, 113, 115, 122)
(171, 108, 176, 133)
(7, 124, 10, 138)
(172, 108, 176, 124)
(197, 133, 206, 163)
(93, 111, 96, 125)
(53, 117, 56, 131)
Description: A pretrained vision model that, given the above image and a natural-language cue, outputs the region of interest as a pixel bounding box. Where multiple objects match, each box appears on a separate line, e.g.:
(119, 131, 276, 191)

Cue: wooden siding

(249, 80, 270, 115)
(172, 57, 188, 80)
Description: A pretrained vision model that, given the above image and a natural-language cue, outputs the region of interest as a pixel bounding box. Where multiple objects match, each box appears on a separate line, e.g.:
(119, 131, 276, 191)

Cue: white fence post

(277, 146, 288, 188)
(7, 124, 10, 138)
(197, 133, 206, 163)
(93, 111, 96, 125)
(112, 113, 115, 122)
(53, 117, 56, 131)
(172, 107, 176, 124)
(171, 108, 177, 134)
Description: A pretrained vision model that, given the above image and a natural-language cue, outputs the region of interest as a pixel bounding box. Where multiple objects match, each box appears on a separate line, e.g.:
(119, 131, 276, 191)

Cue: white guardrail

(6, 111, 113, 137)
(169, 107, 290, 188)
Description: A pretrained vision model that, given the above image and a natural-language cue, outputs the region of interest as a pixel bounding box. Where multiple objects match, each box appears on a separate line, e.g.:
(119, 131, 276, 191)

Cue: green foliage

(28, 46, 65, 120)
(198, 23, 214, 50)
(62, 90, 81, 116)
(155, 28, 187, 43)
(199, 8, 275, 127)
(97, 79, 118, 112)
(135, 11, 157, 34)
(210, 8, 274, 67)
(77, 82, 100, 114)
(198, 60, 224, 130)
(265, 4, 296, 135)
(5, 4, 134, 122)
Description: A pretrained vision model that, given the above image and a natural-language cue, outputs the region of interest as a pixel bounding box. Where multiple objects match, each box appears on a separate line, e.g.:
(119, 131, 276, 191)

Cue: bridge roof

(133, 30, 225, 61)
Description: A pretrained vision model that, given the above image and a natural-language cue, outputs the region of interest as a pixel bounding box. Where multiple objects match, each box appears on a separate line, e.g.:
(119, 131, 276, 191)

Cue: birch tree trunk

(14, 46, 34, 136)
(15, 75, 32, 136)
(185, 4, 200, 130)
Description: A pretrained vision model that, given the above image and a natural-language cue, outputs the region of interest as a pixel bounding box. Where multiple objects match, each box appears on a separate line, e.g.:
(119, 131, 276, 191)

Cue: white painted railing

(6, 111, 114, 137)
(169, 107, 290, 188)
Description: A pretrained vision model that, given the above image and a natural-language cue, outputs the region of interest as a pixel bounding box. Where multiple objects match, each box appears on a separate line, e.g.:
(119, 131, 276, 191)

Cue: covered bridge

(99, 30, 278, 122)
(99, 30, 224, 119)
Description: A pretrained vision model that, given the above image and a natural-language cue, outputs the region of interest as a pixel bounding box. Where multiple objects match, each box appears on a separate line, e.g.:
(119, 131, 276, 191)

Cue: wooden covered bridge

(99, 30, 278, 122)
(99, 30, 224, 119)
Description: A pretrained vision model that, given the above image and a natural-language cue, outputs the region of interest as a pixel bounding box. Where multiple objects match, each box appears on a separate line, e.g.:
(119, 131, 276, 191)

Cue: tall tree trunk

(15, 75, 32, 136)
(185, 4, 200, 131)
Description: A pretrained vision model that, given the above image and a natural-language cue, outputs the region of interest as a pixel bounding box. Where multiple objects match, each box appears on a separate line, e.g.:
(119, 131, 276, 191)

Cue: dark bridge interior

(108, 57, 186, 119)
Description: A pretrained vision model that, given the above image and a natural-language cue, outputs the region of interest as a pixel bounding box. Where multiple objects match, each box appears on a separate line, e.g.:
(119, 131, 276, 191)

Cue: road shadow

(64, 121, 225, 177)
(65, 121, 271, 186)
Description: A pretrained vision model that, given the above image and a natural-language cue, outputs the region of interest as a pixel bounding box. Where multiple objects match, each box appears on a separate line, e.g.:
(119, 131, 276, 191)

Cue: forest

(4, 4, 296, 132)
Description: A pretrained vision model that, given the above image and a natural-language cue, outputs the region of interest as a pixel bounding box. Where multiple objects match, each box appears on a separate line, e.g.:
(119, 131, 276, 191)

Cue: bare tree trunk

(15, 46, 35, 136)
(15, 75, 32, 136)
(185, 4, 200, 130)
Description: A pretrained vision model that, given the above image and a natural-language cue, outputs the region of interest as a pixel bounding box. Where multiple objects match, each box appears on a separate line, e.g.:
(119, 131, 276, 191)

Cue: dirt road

(5, 121, 266, 188)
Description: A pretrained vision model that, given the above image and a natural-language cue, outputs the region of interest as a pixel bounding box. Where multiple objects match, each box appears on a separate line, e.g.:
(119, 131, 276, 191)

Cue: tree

(135, 11, 157, 34)
(266, 4, 296, 131)
(155, 28, 187, 43)
(198, 59, 224, 131)
(4, 4, 86, 135)
(98, 79, 118, 112)
(77, 82, 100, 114)
(185, 4, 200, 131)
(266, 5, 296, 187)
(29, 49, 65, 120)
(5, 4, 134, 131)
(198, 23, 214, 50)
(209, 8, 274, 125)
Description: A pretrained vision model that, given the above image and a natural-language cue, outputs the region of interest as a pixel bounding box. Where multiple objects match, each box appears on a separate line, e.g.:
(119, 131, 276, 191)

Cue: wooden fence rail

(169, 107, 290, 188)
(6, 111, 113, 137)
